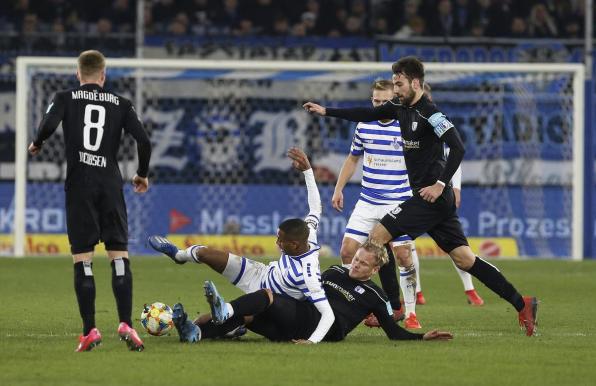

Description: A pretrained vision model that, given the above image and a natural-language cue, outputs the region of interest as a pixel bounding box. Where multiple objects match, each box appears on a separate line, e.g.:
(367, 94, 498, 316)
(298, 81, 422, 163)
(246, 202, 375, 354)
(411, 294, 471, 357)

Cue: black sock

(467, 256, 525, 311)
(379, 246, 401, 310)
(74, 261, 96, 335)
(111, 257, 133, 327)
(230, 289, 271, 317)
(198, 315, 244, 339)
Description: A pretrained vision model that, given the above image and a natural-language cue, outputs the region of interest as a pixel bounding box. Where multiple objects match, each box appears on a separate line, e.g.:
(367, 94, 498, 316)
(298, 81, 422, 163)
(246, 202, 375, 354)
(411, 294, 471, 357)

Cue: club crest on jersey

(354, 286, 365, 294)
(411, 122, 418, 131)
(391, 137, 401, 150)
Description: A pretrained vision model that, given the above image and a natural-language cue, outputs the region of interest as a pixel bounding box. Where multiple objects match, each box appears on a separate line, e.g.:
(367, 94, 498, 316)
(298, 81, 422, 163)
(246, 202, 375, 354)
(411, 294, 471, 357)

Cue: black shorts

(380, 185, 468, 253)
(65, 181, 128, 254)
(248, 294, 320, 342)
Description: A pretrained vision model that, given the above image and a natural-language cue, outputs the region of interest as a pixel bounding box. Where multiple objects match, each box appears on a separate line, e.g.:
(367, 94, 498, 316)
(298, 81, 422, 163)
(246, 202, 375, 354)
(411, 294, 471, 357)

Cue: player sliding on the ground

(171, 241, 453, 344)
(28, 50, 151, 352)
(303, 56, 538, 336)
(148, 147, 335, 344)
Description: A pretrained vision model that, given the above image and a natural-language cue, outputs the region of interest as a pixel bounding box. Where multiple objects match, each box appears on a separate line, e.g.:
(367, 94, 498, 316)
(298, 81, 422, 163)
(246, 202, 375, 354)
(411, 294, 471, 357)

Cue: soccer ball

(140, 302, 174, 336)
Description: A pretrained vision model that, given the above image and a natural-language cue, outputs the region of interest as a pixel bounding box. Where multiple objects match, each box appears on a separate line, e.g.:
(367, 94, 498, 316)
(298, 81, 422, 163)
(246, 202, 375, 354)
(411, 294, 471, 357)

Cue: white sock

(452, 259, 475, 291)
(225, 303, 234, 318)
(175, 245, 203, 263)
(399, 264, 417, 316)
(411, 245, 421, 293)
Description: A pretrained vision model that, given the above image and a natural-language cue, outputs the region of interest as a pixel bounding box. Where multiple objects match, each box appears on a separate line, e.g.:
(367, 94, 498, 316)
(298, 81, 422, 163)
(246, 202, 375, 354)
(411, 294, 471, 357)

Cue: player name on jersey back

(79, 151, 107, 168)
(71, 90, 120, 105)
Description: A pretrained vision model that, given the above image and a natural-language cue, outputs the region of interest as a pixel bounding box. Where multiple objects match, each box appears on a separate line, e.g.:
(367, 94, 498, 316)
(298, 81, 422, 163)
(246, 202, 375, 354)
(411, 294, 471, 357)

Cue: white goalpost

(11, 57, 585, 259)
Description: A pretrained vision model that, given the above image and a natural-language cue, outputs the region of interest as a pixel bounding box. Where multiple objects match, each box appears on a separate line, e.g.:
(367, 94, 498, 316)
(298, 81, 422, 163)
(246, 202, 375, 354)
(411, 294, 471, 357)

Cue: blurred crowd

(0, 0, 588, 41)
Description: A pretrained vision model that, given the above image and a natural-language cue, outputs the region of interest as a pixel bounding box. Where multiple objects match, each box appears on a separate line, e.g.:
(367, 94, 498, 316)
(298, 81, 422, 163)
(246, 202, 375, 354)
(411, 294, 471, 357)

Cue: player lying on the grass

(149, 147, 335, 344)
(29, 50, 151, 352)
(303, 56, 538, 336)
(170, 240, 453, 344)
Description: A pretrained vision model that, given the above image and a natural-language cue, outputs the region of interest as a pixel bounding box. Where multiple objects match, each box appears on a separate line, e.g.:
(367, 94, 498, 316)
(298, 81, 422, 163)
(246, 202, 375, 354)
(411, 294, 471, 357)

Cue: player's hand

(303, 102, 326, 116)
(292, 339, 314, 345)
(422, 329, 453, 341)
(132, 174, 149, 193)
(287, 147, 311, 171)
(332, 190, 344, 212)
(453, 188, 461, 208)
(418, 182, 444, 203)
(28, 142, 41, 156)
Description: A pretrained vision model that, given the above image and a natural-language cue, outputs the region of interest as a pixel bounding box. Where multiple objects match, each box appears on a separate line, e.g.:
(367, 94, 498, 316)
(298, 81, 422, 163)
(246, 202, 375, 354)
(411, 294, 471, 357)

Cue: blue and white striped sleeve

(350, 124, 364, 156)
(301, 254, 334, 343)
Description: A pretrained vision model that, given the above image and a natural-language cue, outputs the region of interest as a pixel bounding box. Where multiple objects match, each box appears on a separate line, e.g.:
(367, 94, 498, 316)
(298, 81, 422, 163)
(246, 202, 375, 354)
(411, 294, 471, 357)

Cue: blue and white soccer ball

(140, 302, 174, 336)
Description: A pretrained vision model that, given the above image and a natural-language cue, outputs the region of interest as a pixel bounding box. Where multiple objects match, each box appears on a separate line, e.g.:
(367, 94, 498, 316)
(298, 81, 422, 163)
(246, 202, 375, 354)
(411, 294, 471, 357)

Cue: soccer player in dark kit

(28, 50, 152, 351)
(303, 56, 538, 337)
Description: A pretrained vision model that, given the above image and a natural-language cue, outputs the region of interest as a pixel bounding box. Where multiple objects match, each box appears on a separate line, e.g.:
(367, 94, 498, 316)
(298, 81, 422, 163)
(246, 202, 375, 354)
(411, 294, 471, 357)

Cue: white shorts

(344, 199, 413, 246)
(221, 253, 269, 294)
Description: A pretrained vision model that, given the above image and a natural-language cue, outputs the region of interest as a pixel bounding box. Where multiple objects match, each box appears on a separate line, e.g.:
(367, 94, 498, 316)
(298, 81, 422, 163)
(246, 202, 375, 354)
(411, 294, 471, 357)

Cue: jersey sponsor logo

(78, 151, 107, 168)
(411, 121, 418, 132)
(403, 139, 420, 149)
(354, 285, 365, 294)
(366, 155, 373, 165)
(323, 280, 355, 302)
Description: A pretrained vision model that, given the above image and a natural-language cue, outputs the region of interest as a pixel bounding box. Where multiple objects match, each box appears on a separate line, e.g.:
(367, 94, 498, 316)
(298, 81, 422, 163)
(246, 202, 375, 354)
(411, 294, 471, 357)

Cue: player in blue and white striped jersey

(148, 147, 334, 344)
(332, 79, 423, 329)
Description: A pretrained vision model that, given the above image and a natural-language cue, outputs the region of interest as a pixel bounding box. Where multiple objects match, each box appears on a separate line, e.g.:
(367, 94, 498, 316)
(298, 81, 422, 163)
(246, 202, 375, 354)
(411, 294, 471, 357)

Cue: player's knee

(370, 224, 391, 245)
(339, 245, 356, 264)
(450, 246, 475, 270)
(392, 245, 413, 266)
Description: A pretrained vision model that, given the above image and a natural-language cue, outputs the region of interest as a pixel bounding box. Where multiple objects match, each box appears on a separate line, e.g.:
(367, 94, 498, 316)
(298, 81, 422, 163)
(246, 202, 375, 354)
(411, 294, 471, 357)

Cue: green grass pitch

(1, 256, 595, 386)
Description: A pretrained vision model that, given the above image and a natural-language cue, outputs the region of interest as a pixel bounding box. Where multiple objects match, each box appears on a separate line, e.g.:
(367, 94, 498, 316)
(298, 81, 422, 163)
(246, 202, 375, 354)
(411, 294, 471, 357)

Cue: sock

(452, 259, 475, 291)
(111, 257, 133, 327)
(229, 289, 271, 317)
(176, 245, 203, 263)
(378, 246, 401, 310)
(74, 261, 96, 336)
(467, 256, 525, 311)
(399, 264, 417, 316)
(411, 245, 421, 293)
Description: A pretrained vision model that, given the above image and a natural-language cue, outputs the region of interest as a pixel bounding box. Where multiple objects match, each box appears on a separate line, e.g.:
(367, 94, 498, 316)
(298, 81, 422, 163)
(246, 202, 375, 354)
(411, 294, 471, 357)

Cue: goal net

(6, 59, 584, 259)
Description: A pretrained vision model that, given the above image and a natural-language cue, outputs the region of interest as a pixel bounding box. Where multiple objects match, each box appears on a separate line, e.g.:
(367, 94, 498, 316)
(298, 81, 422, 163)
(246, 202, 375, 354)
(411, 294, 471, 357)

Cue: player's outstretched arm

(288, 148, 322, 239)
(304, 100, 396, 122)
